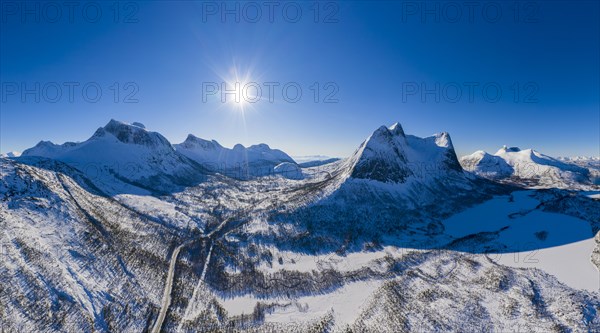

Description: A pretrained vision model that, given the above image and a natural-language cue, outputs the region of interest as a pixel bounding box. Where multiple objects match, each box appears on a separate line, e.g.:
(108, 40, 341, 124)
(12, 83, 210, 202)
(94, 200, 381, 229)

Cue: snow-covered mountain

(558, 156, 600, 165)
(0, 157, 184, 332)
(246, 123, 504, 252)
(347, 122, 462, 182)
(293, 155, 341, 168)
(0, 151, 21, 158)
(20, 120, 208, 193)
(292, 155, 335, 163)
(461, 146, 592, 188)
(2, 120, 600, 332)
(297, 158, 340, 168)
(558, 156, 600, 185)
(174, 134, 295, 179)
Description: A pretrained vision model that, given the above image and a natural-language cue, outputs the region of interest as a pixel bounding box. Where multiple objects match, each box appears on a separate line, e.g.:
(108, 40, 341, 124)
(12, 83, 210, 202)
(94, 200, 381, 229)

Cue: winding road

(151, 242, 187, 333)
(151, 200, 267, 332)
(149, 227, 239, 332)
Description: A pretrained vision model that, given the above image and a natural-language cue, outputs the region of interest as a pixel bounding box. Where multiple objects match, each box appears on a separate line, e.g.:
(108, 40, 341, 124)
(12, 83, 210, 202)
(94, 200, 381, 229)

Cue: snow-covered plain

(493, 239, 598, 292)
(444, 190, 599, 292)
(219, 279, 382, 326)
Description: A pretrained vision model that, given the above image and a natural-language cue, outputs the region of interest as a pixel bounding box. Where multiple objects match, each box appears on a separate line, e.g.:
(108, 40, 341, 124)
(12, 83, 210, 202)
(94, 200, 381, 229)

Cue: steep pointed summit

(347, 122, 462, 183)
(349, 123, 411, 182)
(388, 122, 405, 137)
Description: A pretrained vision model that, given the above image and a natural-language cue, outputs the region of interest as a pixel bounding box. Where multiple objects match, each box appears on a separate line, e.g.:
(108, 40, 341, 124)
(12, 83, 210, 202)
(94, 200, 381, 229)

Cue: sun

(209, 60, 263, 115)
(222, 65, 261, 114)
(223, 80, 252, 113)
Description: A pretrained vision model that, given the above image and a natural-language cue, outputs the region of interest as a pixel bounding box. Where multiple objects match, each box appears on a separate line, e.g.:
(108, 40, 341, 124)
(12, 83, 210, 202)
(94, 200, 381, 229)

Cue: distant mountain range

(14, 119, 597, 189)
(19, 120, 308, 191)
(174, 133, 295, 179)
(460, 146, 596, 188)
(0, 151, 21, 158)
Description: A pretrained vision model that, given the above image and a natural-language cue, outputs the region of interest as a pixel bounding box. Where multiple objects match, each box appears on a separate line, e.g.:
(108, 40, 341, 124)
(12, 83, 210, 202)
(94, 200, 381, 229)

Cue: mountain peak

(388, 122, 405, 137)
(372, 122, 406, 139)
(182, 134, 222, 150)
(368, 122, 406, 142)
(106, 118, 128, 128)
(349, 123, 412, 183)
(0, 151, 21, 158)
(250, 143, 272, 151)
(463, 146, 590, 186)
(434, 132, 453, 149)
(497, 146, 521, 154)
(348, 122, 464, 183)
(174, 136, 295, 179)
(97, 119, 172, 148)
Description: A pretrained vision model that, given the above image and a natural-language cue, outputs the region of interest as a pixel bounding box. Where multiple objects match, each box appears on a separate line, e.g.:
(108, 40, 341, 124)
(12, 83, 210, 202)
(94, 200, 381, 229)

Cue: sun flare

(221, 65, 259, 114)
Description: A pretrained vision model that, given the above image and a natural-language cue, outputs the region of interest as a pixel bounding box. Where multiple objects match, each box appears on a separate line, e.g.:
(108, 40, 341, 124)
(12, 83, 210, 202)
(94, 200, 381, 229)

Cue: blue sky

(1, 1, 598, 158)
